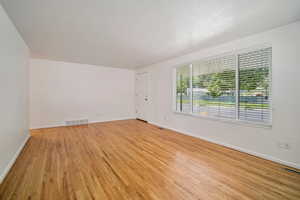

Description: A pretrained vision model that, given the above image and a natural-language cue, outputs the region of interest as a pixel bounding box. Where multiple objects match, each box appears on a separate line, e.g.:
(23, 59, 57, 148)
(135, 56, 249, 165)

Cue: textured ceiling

(1, 0, 300, 69)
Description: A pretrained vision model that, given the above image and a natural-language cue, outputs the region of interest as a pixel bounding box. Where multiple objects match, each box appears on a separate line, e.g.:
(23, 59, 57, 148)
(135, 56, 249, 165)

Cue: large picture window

(175, 47, 272, 125)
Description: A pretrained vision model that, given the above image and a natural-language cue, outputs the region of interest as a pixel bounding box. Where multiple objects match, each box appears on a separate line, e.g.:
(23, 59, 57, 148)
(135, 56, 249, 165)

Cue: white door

(136, 73, 149, 121)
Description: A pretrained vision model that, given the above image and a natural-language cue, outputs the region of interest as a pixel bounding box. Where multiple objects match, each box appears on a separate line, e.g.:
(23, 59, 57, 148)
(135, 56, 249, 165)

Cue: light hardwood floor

(0, 120, 299, 200)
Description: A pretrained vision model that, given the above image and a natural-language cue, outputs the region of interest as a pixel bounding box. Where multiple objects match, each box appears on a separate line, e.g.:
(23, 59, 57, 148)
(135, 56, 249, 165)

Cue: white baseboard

(30, 117, 136, 130)
(149, 121, 300, 170)
(89, 117, 135, 124)
(30, 122, 65, 130)
(0, 134, 31, 184)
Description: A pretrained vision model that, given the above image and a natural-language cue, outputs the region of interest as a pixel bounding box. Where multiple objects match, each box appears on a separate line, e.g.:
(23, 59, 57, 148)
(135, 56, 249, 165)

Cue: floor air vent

(65, 119, 88, 126)
(283, 168, 300, 175)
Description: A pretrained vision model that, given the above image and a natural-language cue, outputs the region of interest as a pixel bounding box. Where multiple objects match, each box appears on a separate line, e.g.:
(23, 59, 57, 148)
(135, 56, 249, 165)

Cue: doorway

(136, 72, 149, 122)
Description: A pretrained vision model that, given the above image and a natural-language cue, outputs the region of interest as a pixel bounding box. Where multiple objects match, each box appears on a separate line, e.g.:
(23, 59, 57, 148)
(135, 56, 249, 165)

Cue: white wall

(29, 59, 135, 129)
(0, 5, 29, 182)
(137, 21, 300, 168)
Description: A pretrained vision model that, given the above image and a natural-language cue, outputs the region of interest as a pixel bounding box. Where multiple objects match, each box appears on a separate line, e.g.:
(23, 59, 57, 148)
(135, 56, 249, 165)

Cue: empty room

(1, 0, 300, 199)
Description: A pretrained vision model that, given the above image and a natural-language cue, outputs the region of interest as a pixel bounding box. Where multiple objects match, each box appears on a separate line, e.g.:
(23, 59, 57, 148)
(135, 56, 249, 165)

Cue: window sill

(173, 111, 272, 129)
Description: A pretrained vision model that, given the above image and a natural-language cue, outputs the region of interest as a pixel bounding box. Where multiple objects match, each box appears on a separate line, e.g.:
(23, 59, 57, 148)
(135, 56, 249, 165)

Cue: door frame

(135, 72, 149, 122)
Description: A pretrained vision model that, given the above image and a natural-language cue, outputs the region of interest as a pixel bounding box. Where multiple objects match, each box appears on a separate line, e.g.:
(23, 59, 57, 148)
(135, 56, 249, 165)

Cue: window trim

(172, 44, 272, 128)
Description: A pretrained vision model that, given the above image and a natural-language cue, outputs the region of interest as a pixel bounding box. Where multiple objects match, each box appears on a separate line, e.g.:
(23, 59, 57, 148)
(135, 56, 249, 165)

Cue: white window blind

(176, 65, 191, 113)
(238, 47, 272, 123)
(174, 46, 272, 125)
(192, 55, 236, 119)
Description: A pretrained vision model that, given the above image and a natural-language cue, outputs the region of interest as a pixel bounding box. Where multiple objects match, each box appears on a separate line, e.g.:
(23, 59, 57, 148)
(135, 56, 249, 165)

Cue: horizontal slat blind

(174, 46, 272, 125)
(238, 47, 272, 123)
(192, 55, 236, 119)
(176, 65, 191, 113)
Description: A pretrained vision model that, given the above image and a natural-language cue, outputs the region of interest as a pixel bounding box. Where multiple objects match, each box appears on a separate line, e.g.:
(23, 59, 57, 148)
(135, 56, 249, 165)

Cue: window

(238, 48, 272, 123)
(176, 65, 191, 113)
(174, 47, 272, 125)
(192, 55, 236, 119)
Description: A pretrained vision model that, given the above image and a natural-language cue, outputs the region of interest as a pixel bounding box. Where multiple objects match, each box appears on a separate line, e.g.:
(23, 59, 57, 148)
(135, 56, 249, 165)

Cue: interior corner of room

(0, 0, 300, 199)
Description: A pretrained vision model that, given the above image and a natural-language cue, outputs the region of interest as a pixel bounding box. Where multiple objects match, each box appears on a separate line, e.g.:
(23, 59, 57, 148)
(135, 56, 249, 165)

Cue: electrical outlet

(277, 142, 290, 150)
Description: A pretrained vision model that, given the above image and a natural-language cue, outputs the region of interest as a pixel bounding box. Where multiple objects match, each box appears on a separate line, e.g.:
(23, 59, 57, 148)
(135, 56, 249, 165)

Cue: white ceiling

(1, 0, 300, 69)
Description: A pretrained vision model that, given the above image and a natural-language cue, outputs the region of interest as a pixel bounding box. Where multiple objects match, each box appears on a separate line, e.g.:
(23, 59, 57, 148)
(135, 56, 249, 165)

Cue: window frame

(173, 44, 272, 128)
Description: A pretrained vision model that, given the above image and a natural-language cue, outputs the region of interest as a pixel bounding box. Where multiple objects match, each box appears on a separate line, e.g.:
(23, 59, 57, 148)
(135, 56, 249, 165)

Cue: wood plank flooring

(0, 120, 299, 200)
